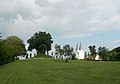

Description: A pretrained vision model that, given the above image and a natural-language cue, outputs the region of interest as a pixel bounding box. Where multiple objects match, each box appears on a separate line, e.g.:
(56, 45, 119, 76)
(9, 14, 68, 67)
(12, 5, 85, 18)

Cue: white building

(95, 54, 100, 60)
(48, 47, 56, 58)
(26, 49, 37, 58)
(76, 43, 85, 60)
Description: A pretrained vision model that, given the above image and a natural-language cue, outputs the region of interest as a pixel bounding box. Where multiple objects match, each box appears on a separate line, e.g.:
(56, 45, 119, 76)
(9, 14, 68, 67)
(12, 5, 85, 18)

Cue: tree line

(0, 31, 53, 65)
(24, 30, 120, 61)
(88, 45, 120, 61)
(54, 44, 75, 59)
(0, 31, 120, 66)
(53, 44, 120, 61)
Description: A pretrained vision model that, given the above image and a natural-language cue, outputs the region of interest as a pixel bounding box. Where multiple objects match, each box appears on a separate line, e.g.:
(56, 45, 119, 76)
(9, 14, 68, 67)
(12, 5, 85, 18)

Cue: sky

(0, 0, 120, 51)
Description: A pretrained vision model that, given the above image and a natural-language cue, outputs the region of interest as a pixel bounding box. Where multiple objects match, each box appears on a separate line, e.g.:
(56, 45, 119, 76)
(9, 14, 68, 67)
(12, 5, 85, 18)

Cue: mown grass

(34, 54, 52, 58)
(0, 59, 120, 84)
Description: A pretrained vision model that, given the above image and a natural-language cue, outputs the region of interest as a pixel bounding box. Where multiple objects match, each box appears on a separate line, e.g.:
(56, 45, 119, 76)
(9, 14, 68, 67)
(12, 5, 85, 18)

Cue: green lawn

(0, 59, 120, 84)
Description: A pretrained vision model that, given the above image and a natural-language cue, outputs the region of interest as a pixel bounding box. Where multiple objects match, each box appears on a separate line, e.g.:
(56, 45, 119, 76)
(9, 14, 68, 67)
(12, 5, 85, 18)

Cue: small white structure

(25, 44, 37, 58)
(17, 55, 26, 60)
(95, 54, 100, 60)
(32, 49, 37, 57)
(76, 43, 85, 60)
(48, 48, 56, 57)
(26, 49, 37, 58)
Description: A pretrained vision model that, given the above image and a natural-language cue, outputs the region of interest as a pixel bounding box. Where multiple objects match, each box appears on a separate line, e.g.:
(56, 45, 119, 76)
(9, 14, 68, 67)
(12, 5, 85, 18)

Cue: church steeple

(76, 43, 78, 51)
(75, 42, 85, 60)
(79, 42, 82, 50)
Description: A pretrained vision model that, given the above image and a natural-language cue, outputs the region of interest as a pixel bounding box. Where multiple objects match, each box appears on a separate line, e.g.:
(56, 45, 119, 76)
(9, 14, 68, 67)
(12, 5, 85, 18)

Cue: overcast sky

(0, 0, 120, 51)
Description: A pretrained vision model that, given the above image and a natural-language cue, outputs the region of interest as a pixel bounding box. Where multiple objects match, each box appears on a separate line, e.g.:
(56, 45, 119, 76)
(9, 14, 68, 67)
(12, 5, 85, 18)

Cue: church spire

(76, 43, 78, 51)
(79, 42, 82, 50)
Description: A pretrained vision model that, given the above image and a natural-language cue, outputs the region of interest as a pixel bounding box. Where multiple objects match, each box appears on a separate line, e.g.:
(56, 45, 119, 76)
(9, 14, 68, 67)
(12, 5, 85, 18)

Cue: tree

(0, 35, 25, 65)
(63, 44, 74, 56)
(27, 31, 53, 55)
(84, 52, 88, 60)
(0, 33, 3, 65)
(55, 44, 64, 56)
(2, 36, 26, 63)
(109, 46, 120, 61)
(98, 47, 109, 61)
(0, 33, 2, 40)
(89, 45, 97, 60)
(55, 44, 61, 55)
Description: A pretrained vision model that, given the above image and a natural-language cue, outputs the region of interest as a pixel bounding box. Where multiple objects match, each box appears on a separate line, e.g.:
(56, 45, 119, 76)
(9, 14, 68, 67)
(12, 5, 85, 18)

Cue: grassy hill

(34, 54, 52, 58)
(0, 59, 120, 84)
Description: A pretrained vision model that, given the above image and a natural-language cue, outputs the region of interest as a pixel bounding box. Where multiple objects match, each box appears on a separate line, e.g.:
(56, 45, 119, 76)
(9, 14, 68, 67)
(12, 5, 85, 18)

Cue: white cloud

(47, 0, 64, 3)
(113, 40, 120, 44)
(0, 0, 120, 41)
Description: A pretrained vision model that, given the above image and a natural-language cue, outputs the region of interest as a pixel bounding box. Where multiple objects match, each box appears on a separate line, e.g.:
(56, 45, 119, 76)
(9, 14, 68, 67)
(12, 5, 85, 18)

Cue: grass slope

(0, 59, 120, 84)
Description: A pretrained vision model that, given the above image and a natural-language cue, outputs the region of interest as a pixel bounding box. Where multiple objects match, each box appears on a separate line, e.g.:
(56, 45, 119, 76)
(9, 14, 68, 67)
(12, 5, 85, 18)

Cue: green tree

(2, 36, 26, 63)
(109, 46, 120, 61)
(84, 52, 87, 60)
(63, 44, 74, 56)
(55, 44, 61, 55)
(0, 33, 4, 65)
(27, 31, 53, 55)
(0, 33, 2, 40)
(89, 45, 97, 60)
(6, 36, 25, 56)
(54, 44, 64, 55)
(98, 47, 109, 61)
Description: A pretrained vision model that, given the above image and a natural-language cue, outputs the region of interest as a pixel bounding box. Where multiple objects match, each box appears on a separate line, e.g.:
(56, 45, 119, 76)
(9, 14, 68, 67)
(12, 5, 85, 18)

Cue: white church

(75, 43, 100, 60)
(75, 43, 85, 60)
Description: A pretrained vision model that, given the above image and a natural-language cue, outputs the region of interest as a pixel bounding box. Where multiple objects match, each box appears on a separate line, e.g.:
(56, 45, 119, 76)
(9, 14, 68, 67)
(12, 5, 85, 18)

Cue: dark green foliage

(84, 52, 88, 60)
(54, 44, 74, 60)
(0, 33, 2, 40)
(4, 36, 26, 58)
(0, 42, 4, 65)
(98, 47, 109, 61)
(0, 33, 4, 65)
(109, 46, 120, 61)
(71, 53, 76, 60)
(88, 45, 97, 60)
(0, 35, 26, 65)
(55, 44, 61, 55)
(27, 31, 53, 55)
(54, 44, 64, 55)
(63, 44, 74, 56)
